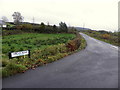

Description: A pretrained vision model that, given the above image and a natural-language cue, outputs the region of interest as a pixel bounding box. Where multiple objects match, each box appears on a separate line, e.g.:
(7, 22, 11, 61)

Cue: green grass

(82, 31, 119, 47)
(2, 33, 76, 77)
(2, 33, 75, 56)
(2, 32, 86, 77)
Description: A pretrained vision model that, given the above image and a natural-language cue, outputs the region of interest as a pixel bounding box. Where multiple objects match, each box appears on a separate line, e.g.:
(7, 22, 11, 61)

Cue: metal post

(8, 52, 12, 59)
(28, 50, 30, 58)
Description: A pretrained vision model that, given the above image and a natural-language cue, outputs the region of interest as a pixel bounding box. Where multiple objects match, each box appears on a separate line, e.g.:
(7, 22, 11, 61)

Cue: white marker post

(9, 50, 30, 59)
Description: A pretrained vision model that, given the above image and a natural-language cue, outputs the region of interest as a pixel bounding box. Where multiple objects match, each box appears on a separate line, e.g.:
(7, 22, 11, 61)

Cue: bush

(101, 34, 110, 39)
(66, 38, 80, 51)
(57, 44, 68, 53)
(2, 68, 11, 77)
(20, 24, 34, 32)
(41, 44, 68, 57)
(2, 30, 24, 36)
(66, 32, 81, 52)
(2, 63, 27, 77)
(43, 46, 58, 56)
(2, 59, 9, 67)
(7, 63, 27, 72)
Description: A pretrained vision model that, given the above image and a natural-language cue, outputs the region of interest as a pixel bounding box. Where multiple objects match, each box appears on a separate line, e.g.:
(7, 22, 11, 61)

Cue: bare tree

(1, 16, 8, 23)
(12, 12, 24, 25)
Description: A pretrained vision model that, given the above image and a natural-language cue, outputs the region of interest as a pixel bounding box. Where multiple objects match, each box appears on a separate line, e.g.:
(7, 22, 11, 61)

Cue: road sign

(9, 50, 30, 59)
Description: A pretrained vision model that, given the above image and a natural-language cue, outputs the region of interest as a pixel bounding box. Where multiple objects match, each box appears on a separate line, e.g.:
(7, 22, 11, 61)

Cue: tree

(0, 16, 8, 28)
(39, 22, 45, 32)
(1, 16, 8, 22)
(12, 12, 24, 25)
(59, 22, 68, 32)
(41, 22, 45, 26)
(53, 25, 58, 33)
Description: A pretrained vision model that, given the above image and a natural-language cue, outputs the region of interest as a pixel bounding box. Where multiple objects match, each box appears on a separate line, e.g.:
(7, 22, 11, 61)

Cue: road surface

(3, 33, 118, 88)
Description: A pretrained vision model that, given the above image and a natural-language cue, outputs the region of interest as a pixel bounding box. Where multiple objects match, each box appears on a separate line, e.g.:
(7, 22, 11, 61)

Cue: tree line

(15, 22, 68, 33)
(2, 12, 70, 33)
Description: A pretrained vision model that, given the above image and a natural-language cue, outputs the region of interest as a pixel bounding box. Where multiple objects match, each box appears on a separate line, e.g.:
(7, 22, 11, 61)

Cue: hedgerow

(82, 30, 119, 46)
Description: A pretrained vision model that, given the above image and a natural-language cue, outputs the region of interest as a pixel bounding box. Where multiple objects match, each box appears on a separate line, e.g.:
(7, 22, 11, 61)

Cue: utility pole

(83, 23, 85, 31)
(47, 22, 49, 26)
(32, 17, 35, 24)
(32, 17, 35, 31)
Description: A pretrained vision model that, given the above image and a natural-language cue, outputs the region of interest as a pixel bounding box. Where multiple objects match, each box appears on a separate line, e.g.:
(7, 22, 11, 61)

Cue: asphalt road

(3, 33, 118, 88)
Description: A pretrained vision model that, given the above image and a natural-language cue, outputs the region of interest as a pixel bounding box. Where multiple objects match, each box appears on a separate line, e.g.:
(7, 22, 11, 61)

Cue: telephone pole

(47, 22, 49, 26)
(83, 23, 85, 30)
(32, 17, 35, 24)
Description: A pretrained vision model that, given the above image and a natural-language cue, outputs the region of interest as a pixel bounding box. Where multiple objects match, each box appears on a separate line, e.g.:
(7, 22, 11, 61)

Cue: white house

(0, 20, 7, 27)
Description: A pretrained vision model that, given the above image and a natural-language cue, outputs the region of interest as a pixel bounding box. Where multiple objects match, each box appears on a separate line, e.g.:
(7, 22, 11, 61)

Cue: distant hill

(75, 27, 91, 31)
(6, 22, 40, 25)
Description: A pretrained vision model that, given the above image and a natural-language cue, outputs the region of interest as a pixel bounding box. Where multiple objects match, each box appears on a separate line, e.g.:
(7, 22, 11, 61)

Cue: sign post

(9, 50, 30, 59)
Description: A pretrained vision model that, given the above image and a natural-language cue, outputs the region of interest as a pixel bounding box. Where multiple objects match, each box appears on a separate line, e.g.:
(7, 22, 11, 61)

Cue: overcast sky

(0, 0, 119, 32)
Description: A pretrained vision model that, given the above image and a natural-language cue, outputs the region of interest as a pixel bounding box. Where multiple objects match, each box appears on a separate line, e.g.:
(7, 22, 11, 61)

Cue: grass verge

(2, 32, 86, 77)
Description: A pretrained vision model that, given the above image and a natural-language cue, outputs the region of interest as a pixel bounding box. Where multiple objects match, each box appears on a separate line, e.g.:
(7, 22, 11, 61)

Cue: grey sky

(0, 0, 119, 31)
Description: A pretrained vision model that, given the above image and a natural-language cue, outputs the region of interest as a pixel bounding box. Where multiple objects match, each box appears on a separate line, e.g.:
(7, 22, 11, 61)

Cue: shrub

(40, 44, 68, 57)
(7, 63, 26, 72)
(57, 44, 68, 53)
(2, 68, 11, 77)
(79, 36, 86, 50)
(101, 34, 110, 39)
(2, 30, 24, 36)
(59, 22, 68, 33)
(41, 47, 55, 56)
(66, 38, 81, 52)
(2, 63, 27, 77)
(2, 59, 9, 67)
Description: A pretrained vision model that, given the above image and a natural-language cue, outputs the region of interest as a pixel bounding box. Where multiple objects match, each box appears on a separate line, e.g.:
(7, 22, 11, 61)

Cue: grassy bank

(2, 32, 86, 77)
(2, 33, 75, 55)
(81, 30, 119, 47)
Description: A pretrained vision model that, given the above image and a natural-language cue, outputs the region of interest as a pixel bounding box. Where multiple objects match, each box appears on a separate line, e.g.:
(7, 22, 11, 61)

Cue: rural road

(2, 33, 119, 88)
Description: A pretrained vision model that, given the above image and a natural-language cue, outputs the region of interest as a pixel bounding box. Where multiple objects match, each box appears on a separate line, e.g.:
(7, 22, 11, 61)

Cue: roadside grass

(2, 32, 86, 77)
(2, 33, 75, 56)
(82, 31, 119, 47)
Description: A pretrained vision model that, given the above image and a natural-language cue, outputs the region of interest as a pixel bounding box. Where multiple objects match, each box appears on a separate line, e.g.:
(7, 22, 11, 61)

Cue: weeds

(2, 32, 86, 77)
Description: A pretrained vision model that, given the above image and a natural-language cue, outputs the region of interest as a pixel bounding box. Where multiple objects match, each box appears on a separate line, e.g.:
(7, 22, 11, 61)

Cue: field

(2, 33, 81, 77)
(2, 33, 75, 56)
